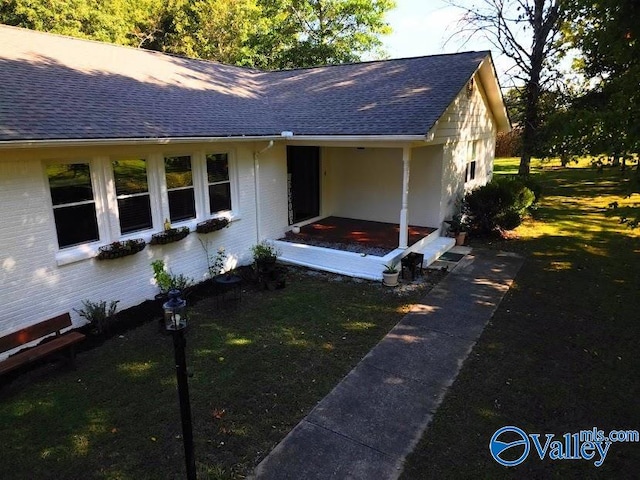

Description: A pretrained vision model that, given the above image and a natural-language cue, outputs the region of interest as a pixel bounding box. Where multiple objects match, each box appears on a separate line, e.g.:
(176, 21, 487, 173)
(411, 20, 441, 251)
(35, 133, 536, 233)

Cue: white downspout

(253, 140, 274, 243)
(399, 146, 411, 249)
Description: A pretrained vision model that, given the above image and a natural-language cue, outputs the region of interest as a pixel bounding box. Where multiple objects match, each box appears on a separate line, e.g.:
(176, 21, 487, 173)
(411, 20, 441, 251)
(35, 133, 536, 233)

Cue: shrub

(521, 176, 543, 203)
(463, 176, 536, 235)
(251, 241, 280, 263)
(151, 260, 193, 295)
(75, 300, 119, 335)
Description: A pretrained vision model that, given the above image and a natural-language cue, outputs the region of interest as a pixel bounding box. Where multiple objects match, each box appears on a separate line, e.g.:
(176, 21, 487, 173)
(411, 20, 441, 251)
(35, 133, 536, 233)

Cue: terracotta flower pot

(455, 232, 467, 246)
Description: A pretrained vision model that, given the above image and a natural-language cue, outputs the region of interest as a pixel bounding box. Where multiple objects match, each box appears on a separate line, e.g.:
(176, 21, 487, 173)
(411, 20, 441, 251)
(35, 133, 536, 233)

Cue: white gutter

(281, 134, 428, 143)
(0, 135, 283, 150)
(253, 140, 275, 243)
(0, 134, 430, 150)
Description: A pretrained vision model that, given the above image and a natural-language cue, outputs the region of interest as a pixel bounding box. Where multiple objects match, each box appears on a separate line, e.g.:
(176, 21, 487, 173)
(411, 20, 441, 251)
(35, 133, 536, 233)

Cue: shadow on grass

(0, 270, 439, 480)
(401, 160, 640, 479)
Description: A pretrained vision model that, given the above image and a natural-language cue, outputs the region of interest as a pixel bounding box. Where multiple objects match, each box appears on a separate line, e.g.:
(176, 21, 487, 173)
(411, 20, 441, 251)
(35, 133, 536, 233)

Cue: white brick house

(0, 25, 509, 354)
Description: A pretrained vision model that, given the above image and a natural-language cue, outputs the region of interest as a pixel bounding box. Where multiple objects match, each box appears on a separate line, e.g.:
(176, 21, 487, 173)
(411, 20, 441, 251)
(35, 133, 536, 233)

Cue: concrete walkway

(252, 249, 524, 479)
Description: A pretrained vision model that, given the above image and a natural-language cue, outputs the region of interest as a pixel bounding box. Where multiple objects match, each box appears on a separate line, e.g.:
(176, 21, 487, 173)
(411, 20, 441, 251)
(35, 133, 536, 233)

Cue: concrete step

(410, 236, 456, 266)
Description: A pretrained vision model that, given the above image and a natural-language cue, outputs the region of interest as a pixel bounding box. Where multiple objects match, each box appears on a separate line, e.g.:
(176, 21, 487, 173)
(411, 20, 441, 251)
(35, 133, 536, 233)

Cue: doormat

(439, 251, 465, 262)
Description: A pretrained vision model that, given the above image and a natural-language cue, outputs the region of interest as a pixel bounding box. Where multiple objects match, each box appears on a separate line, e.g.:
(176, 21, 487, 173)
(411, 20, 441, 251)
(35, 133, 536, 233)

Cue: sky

(380, 0, 514, 85)
(382, 0, 470, 58)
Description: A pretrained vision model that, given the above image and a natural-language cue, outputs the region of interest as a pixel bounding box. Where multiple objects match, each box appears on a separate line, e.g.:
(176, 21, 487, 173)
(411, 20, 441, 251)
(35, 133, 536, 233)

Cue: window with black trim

(165, 155, 196, 222)
(47, 163, 99, 248)
(206, 153, 232, 214)
(113, 158, 152, 234)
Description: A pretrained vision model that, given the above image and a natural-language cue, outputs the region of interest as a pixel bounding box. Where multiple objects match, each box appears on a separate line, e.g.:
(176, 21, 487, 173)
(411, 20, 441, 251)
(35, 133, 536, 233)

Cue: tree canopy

(0, 0, 395, 69)
(561, 0, 640, 161)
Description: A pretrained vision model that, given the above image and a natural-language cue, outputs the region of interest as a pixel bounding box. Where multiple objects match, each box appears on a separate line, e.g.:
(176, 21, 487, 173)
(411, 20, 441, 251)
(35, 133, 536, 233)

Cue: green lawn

(401, 158, 640, 478)
(0, 270, 442, 480)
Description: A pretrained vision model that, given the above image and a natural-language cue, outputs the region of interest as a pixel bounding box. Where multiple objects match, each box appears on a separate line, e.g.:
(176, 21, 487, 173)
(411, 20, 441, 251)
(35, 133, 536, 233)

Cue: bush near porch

(0, 268, 444, 480)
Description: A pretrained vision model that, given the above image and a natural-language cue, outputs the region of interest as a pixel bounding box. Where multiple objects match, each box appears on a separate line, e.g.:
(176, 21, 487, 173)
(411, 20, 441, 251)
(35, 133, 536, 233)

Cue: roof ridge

(0, 24, 263, 74)
(267, 50, 492, 74)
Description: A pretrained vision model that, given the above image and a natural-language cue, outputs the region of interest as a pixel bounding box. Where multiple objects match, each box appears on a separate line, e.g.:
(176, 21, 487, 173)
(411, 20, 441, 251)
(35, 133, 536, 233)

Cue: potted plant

(445, 213, 468, 246)
(251, 241, 284, 289)
(382, 262, 400, 287)
(251, 241, 280, 270)
(151, 260, 193, 297)
(151, 260, 193, 331)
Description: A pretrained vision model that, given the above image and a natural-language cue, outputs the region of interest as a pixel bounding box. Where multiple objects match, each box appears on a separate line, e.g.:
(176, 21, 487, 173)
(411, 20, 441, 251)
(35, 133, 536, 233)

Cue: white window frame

(465, 141, 478, 184)
(44, 158, 110, 265)
(46, 148, 239, 266)
(203, 151, 236, 218)
(106, 156, 158, 238)
(163, 153, 199, 226)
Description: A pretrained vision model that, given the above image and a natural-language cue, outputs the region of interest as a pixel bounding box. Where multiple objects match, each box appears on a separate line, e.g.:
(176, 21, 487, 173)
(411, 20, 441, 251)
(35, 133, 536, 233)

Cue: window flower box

(196, 217, 229, 234)
(97, 239, 146, 260)
(150, 227, 190, 245)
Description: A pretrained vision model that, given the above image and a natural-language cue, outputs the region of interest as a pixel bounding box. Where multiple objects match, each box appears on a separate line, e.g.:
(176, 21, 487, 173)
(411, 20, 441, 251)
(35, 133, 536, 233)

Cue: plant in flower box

(196, 217, 230, 234)
(150, 226, 190, 245)
(97, 238, 146, 260)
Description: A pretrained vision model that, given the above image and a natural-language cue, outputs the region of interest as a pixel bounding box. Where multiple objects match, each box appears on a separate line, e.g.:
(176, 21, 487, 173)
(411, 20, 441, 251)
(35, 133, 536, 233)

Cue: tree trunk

(518, 0, 562, 177)
(518, 66, 542, 176)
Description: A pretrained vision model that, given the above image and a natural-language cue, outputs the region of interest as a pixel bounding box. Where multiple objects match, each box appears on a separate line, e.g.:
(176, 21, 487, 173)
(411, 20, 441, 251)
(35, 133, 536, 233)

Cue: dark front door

(287, 146, 320, 224)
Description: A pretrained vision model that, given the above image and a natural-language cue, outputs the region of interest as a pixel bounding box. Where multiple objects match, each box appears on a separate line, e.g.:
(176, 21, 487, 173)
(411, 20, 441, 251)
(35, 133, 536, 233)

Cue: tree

(252, 0, 395, 69)
(0, 0, 137, 44)
(140, 0, 265, 66)
(561, 0, 640, 226)
(564, 0, 640, 165)
(0, 0, 395, 69)
(448, 0, 567, 175)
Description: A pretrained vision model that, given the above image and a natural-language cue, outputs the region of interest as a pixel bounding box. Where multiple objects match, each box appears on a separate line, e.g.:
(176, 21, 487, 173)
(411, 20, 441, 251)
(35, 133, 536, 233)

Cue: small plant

(200, 238, 229, 278)
(151, 260, 172, 294)
(251, 241, 281, 263)
(151, 260, 193, 295)
(75, 299, 119, 335)
(382, 261, 399, 274)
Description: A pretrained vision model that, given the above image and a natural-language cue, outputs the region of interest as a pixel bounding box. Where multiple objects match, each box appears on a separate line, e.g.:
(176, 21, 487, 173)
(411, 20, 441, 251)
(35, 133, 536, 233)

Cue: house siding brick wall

(432, 72, 498, 222)
(0, 142, 262, 360)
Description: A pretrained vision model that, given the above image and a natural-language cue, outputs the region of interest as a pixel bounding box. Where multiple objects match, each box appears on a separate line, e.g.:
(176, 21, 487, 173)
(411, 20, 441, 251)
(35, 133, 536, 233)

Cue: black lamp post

(164, 289, 197, 480)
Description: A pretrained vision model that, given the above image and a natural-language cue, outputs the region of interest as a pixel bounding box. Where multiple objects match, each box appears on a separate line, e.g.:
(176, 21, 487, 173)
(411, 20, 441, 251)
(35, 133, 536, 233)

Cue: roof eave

(477, 55, 511, 133)
(0, 133, 430, 150)
(0, 135, 282, 150)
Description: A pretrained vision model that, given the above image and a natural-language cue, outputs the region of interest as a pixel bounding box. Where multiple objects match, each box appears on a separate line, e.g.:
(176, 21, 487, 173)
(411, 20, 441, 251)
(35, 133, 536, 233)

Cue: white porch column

(399, 146, 411, 249)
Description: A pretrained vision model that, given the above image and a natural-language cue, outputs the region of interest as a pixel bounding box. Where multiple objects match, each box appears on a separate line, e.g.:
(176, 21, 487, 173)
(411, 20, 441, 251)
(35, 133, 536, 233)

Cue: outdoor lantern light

(164, 289, 187, 331)
(163, 289, 196, 480)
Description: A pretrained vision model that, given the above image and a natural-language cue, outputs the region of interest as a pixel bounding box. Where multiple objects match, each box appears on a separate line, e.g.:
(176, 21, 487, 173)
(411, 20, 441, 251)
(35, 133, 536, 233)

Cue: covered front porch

(274, 216, 454, 281)
(267, 142, 458, 280)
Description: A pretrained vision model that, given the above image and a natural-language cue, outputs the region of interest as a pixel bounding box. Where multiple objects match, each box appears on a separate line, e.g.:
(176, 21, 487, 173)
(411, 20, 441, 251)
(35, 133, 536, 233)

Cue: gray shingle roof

(0, 25, 490, 142)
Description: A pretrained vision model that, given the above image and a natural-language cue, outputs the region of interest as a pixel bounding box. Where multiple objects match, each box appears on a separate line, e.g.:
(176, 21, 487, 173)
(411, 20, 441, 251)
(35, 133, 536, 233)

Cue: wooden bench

(0, 313, 86, 376)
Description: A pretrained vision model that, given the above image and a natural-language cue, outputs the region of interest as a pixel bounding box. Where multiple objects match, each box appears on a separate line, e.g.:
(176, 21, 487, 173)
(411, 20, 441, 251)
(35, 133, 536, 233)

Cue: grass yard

(0, 269, 442, 479)
(401, 158, 640, 478)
